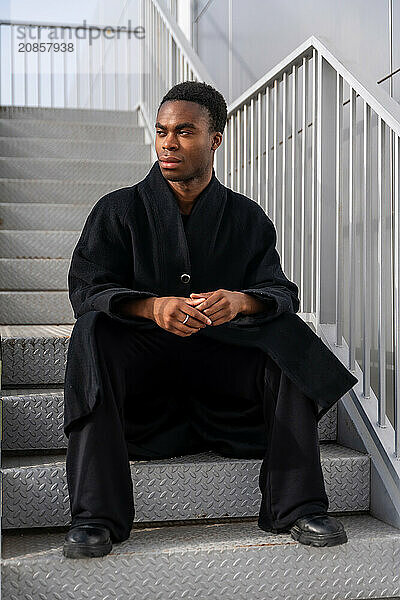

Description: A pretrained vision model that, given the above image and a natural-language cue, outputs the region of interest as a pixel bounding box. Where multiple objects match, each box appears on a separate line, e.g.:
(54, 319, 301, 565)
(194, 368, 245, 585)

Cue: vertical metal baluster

(10, 25, 14, 105)
(63, 38, 67, 107)
(315, 53, 322, 326)
(237, 108, 241, 193)
(394, 133, 400, 457)
(37, 27, 41, 106)
(257, 92, 262, 206)
(224, 115, 228, 186)
(101, 32, 105, 109)
(282, 72, 287, 266)
(250, 96, 254, 198)
(300, 57, 308, 312)
(24, 27, 28, 106)
(126, 31, 130, 110)
(265, 87, 269, 214)
(348, 87, 357, 370)
(181, 51, 184, 82)
(50, 41, 54, 107)
(230, 114, 235, 190)
(115, 34, 118, 109)
(89, 34, 94, 109)
(273, 79, 278, 223)
(336, 73, 344, 346)
(377, 117, 387, 428)
(243, 103, 247, 195)
(151, 4, 154, 114)
(168, 32, 172, 88)
(76, 35, 79, 107)
(155, 11, 159, 107)
(291, 65, 297, 282)
(362, 101, 372, 398)
(0, 25, 2, 105)
(311, 50, 317, 315)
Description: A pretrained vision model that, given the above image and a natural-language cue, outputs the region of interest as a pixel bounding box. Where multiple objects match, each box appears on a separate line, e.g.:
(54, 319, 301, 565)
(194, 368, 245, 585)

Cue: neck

(165, 166, 213, 215)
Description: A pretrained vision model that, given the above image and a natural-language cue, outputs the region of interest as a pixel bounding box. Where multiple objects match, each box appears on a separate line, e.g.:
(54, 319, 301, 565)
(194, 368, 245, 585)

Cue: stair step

(3, 514, 398, 600)
(0, 202, 93, 230)
(0, 324, 71, 384)
(1, 386, 337, 451)
(0, 325, 338, 452)
(0, 179, 133, 204)
(0, 258, 70, 289)
(0, 157, 150, 182)
(0, 105, 140, 125)
(1, 443, 369, 529)
(0, 118, 146, 141)
(0, 230, 80, 258)
(0, 291, 74, 323)
(0, 136, 152, 160)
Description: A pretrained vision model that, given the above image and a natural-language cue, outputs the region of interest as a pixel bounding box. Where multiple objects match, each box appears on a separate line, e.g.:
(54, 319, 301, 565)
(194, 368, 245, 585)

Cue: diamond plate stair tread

(0, 324, 72, 337)
(0, 291, 75, 323)
(0, 202, 94, 230)
(0, 259, 72, 290)
(2, 515, 399, 600)
(0, 179, 135, 204)
(1, 444, 370, 528)
(1, 385, 335, 450)
(0, 156, 151, 181)
(0, 105, 140, 124)
(0, 119, 146, 141)
(2, 442, 365, 468)
(0, 137, 152, 161)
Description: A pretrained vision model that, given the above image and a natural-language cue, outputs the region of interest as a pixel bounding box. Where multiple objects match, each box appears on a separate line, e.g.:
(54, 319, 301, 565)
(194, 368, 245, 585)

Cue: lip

(159, 157, 182, 168)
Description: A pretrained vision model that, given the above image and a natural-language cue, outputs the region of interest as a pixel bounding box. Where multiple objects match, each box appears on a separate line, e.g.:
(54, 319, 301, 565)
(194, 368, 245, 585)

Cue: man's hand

(186, 289, 246, 327)
(152, 296, 212, 337)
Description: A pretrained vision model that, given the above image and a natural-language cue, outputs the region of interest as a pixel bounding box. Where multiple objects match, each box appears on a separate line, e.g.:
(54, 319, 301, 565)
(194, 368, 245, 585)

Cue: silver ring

(182, 314, 189, 324)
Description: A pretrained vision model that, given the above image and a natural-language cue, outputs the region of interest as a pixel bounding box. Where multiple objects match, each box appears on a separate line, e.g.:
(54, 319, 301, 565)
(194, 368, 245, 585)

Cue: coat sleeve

(68, 193, 159, 326)
(234, 210, 300, 325)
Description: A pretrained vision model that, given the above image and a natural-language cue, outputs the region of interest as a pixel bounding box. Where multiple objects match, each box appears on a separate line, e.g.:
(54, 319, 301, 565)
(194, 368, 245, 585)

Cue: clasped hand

(152, 289, 245, 337)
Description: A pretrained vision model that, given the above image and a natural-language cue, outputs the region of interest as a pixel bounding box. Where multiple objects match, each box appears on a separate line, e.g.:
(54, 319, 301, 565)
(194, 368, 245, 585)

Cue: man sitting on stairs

(62, 81, 353, 559)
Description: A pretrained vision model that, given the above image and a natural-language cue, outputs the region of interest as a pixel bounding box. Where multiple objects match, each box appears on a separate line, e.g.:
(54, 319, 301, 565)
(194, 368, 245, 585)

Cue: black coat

(67, 160, 357, 424)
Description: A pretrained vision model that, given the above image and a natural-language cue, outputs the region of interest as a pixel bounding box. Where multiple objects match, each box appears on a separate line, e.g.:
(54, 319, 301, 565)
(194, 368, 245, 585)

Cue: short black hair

(158, 81, 227, 135)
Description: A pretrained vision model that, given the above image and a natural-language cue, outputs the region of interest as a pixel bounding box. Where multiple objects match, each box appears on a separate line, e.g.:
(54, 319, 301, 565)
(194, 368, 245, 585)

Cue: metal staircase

(1, 104, 399, 599)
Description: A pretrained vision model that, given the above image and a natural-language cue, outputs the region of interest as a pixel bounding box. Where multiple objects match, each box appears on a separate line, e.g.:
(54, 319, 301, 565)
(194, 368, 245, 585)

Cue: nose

(162, 133, 178, 150)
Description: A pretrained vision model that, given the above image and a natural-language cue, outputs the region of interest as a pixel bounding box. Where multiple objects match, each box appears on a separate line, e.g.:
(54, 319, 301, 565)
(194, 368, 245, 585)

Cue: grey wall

(193, 0, 393, 105)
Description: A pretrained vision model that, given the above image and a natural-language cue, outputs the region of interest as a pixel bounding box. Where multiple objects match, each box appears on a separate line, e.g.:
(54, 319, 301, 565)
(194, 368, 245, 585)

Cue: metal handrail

(0, 19, 145, 109)
(219, 34, 400, 472)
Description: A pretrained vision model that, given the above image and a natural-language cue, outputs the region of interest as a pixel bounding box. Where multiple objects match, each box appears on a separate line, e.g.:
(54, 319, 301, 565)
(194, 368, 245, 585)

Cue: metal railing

(138, 0, 216, 159)
(217, 35, 400, 468)
(0, 19, 144, 110)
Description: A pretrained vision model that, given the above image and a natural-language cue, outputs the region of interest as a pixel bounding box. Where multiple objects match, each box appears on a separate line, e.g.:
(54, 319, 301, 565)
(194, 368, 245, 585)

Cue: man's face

(155, 100, 220, 182)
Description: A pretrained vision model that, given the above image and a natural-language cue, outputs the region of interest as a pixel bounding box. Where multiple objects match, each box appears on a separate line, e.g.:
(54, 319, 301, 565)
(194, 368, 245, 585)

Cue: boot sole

(63, 540, 113, 558)
(290, 525, 348, 547)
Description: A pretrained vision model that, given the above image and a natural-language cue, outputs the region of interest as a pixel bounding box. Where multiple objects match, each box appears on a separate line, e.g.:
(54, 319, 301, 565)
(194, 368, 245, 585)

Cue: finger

(178, 304, 212, 326)
(209, 314, 228, 326)
(194, 293, 220, 311)
(185, 297, 206, 305)
(190, 292, 212, 297)
(204, 306, 227, 320)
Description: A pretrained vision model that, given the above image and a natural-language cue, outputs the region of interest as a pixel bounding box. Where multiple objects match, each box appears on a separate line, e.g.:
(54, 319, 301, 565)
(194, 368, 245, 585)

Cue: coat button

(181, 273, 191, 283)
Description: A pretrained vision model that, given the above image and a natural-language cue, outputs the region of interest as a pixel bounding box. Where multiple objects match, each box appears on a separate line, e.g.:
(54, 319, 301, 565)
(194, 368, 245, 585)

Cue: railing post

(316, 53, 337, 326)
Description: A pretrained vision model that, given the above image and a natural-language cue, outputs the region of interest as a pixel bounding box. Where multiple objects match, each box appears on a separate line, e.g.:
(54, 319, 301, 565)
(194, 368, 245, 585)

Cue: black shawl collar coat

(66, 160, 357, 430)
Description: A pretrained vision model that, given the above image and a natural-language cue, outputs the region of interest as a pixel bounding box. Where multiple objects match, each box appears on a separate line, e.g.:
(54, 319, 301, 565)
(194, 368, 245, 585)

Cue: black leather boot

(289, 513, 348, 547)
(63, 524, 113, 558)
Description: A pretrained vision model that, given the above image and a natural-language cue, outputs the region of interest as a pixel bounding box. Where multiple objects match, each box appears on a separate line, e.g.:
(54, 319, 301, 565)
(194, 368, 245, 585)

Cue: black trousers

(64, 311, 329, 542)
